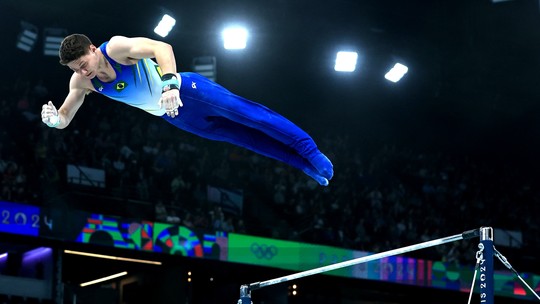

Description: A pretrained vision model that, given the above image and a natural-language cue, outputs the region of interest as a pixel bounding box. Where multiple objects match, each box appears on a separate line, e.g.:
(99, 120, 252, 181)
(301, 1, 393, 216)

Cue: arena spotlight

(334, 51, 358, 72)
(154, 14, 176, 38)
(16, 21, 38, 53)
(222, 26, 248, 50)
(192, 56, 217, 82)
(43, 27, 68, 56)
(384, 63, 408, 83)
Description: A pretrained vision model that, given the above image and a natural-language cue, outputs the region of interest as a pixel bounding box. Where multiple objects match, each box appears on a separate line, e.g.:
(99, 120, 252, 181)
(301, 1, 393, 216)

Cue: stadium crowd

(1, 77, 538, 270)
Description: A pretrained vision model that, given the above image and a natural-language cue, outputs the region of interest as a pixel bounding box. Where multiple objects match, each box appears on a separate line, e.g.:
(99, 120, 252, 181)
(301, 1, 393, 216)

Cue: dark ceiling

(2, 0, 540, 157)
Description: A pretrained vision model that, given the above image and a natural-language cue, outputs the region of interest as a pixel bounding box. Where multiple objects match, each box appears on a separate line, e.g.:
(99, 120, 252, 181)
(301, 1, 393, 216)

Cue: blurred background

(0, 0, 539, 303)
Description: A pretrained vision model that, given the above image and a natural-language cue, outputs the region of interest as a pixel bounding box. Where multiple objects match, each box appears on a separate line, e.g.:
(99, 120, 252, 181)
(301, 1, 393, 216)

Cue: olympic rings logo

(250, 243, 278, 260)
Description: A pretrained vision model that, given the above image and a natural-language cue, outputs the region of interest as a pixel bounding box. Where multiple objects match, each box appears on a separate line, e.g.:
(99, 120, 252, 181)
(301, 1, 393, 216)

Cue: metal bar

(249, 228, 480, 290)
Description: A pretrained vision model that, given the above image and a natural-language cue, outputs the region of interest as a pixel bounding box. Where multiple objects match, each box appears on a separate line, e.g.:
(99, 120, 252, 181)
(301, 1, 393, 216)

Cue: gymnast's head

(59, 33, 94, 66)
(59, 34, 100, 79)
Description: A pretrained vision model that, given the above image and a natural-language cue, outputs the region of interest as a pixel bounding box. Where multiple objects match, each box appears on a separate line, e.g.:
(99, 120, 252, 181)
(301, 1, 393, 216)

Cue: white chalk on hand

(49, 115, 59, 125)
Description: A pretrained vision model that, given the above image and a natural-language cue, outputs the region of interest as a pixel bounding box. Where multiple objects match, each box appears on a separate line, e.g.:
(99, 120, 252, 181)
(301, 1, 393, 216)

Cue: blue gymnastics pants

(161, 72, 333, 186)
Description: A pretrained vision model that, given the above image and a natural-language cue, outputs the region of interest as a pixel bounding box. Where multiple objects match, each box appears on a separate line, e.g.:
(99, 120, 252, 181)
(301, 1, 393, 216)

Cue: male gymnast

(40, 34, 334, 186)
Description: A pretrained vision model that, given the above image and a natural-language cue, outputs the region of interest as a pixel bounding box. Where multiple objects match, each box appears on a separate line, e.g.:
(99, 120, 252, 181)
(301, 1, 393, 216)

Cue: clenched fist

(41, 101, 60, 127)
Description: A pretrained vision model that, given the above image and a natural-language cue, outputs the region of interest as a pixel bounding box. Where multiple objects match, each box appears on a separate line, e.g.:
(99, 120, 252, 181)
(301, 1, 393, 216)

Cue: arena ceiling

(2, 0, 540, 156)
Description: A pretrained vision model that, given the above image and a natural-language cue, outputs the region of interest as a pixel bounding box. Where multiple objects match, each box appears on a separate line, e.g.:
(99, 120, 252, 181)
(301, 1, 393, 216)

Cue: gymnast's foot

(309, 153, 334, 180)
(303, 165, 329, 186)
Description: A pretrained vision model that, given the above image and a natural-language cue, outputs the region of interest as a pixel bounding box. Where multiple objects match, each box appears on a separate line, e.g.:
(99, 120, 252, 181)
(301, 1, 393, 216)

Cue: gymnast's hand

(159, 87, 183, 118)
(41, 101, 60, 127)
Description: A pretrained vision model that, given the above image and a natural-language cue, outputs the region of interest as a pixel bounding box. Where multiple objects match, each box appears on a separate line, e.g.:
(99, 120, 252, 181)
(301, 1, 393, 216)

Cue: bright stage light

(384, 63, 408, 83)
(222, 27, 248, 50)
(334, 51, 358, 72)
(154, 14, 176, 38)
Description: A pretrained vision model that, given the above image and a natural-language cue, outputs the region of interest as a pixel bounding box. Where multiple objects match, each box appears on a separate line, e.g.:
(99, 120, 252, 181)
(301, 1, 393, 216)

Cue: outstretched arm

(41, 73, 88, 129)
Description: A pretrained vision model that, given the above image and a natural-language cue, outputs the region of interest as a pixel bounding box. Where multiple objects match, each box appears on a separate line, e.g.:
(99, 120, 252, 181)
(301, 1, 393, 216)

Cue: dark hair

(59, 34, 93, 65)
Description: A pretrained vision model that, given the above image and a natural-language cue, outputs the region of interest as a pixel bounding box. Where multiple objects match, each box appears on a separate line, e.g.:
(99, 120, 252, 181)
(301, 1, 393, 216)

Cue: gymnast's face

(66, 45, 99, 79)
